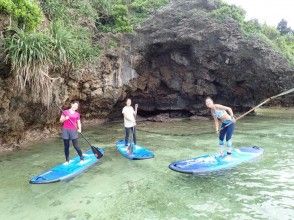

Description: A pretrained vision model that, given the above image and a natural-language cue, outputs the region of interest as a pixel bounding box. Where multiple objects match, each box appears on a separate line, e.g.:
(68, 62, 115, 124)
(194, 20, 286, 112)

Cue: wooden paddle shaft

(236, 87, 294, 121)
(220, 87, 294, 130)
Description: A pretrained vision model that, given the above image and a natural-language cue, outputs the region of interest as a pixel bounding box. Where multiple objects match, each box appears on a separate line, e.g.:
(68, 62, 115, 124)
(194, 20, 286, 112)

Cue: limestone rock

(0, 0, 293, 150)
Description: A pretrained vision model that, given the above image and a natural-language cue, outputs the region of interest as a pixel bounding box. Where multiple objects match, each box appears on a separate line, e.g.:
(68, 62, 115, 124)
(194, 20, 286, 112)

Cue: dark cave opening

(109, 42, 214, 120)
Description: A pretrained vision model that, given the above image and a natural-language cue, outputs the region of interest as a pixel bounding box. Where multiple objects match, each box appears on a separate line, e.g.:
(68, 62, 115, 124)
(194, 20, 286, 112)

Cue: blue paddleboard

(116, 140, 154, 160)
(30, 148, 104, 184)
(169, 146, 263, 174)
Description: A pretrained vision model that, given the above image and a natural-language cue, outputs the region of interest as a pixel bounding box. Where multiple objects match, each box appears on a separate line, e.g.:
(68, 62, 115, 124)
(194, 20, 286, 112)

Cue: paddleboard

(30, 148, 104, 184)
(116, 140, 154, 160)
(169, 146, 263, 174)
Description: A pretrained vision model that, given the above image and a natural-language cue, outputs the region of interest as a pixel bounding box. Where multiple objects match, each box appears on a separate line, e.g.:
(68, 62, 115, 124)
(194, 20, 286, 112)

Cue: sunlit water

(0, 108, 293, 220)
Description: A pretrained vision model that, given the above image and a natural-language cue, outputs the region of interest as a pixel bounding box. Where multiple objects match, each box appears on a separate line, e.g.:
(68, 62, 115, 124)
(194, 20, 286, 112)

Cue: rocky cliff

(126, 0, 294, 116)
(0, 0, 293, 150)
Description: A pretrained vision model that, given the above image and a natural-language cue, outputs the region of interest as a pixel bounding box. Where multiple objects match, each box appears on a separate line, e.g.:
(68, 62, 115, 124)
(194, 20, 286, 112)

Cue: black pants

(63, 139, 83, 162)
(125, 127, 136, 146)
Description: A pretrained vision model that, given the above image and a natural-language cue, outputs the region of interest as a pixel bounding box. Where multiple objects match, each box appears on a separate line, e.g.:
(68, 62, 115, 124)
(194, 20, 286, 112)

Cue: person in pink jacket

(59, 101, 84, 165)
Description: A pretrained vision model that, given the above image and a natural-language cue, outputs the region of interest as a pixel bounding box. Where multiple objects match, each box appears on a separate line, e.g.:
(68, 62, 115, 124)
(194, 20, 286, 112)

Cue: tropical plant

(4, 29, 58, 106)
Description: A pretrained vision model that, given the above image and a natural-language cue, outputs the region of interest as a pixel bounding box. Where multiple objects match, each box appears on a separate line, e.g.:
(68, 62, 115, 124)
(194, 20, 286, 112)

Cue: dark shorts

(62, 128, 79, 140)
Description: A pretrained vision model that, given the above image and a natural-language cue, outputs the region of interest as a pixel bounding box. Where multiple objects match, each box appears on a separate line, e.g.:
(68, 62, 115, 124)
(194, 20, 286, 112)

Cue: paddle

(57, 105, 103, 159)
(219, 87, 294, 131)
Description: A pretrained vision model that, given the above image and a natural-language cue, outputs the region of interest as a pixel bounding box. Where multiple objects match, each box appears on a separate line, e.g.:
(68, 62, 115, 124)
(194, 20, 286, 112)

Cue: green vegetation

(211, 0, 294, 66)
(0, 0, 43, 31)
(4, 29, 55, 105)
(96, 2, 133, 33)
(4, 22, 100, 105)
(129, 0, 169, 25)
(94, 0, 169, 33)
(3, 0, 170, 68)
(210, 3, 246, 24)
(2, 0, 169, 105)
(39, 0, 169, 33)
(50, 21, 100, 65)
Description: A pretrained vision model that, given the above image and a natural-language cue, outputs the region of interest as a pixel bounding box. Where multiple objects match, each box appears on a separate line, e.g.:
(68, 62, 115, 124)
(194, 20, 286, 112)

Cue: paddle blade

(91, 146, 103, 159)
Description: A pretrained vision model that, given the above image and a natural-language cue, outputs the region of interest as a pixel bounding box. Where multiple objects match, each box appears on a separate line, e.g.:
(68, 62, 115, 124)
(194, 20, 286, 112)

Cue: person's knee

(63, 139, 70, 147)
(72, 139, 79, 148)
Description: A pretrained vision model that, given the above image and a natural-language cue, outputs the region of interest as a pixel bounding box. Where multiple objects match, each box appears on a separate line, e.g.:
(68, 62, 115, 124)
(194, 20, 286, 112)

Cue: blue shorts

(62, 128, 79, 140)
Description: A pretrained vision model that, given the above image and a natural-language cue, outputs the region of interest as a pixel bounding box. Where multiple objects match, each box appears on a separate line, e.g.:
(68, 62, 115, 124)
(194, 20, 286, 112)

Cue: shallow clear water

(0, 108, 293, 220)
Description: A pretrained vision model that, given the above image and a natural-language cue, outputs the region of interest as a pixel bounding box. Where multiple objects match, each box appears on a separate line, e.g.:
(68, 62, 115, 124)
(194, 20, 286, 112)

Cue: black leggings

(125, 127, 136, 146)
(63, 139, 83, 162)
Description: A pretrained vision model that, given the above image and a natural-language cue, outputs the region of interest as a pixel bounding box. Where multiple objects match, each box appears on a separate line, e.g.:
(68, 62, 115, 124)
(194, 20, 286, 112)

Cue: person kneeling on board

(205, 97, 236, 156)
(122, 98, 138, 154)
(60, 101, 85, 165)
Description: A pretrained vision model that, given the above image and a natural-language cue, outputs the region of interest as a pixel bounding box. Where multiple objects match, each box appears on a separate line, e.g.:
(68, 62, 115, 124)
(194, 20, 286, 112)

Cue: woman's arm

(214, 117, 220, 133)
(77, 120, 82, 133)
(211, 110, 219, 133)
(60, 115, 69, 123)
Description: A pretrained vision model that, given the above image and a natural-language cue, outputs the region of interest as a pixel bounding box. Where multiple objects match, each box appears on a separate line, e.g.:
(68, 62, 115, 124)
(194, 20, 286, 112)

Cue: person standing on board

(122, 98, 138, 154)
(60, 101, 84, 165)
(205, 97, 236, 156)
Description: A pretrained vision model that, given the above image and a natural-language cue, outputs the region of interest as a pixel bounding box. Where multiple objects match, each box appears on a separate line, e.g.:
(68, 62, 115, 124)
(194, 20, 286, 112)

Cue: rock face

(0, 33, 134, 148)
(126, 0, 294, 116)
(0, 0, 294, 150)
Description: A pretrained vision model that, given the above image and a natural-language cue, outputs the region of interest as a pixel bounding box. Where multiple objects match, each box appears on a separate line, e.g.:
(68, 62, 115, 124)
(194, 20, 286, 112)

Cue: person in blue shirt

(205, 97, 236, 156)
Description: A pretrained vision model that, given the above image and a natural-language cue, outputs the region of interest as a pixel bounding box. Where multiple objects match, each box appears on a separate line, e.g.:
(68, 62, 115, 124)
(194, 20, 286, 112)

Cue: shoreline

(0, 107, 293, 155)
(0, 115, 204, 154)
(0, 118, 109, 155)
